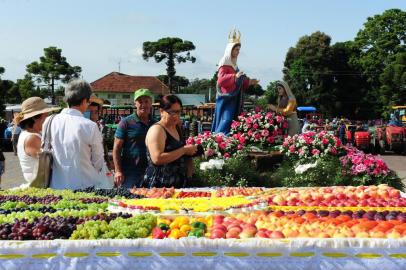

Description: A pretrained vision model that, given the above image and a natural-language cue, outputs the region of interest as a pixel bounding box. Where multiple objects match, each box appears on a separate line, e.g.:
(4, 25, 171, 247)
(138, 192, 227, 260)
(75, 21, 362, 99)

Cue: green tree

(9, 74, 40, 102)
(157, 74, 189, 91)
(245, 84, 264, 96)
(180, 78, 214, 98)
(380, 52, 406, 109)
(283, 31, 336, 117)
(265, 81, 279, 104)
(142, 37, 196, 93)
(330, 42, 373, 119)
(26, 46, 81, 104)
(351, 9, 406, 115)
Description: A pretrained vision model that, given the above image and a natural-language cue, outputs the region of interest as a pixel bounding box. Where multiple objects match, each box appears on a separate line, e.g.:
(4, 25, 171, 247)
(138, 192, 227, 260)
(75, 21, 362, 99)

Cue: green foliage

(180, 78, 214, 96)
(26, 46, 81, 104)
(270, 156, 343, 187)
(380, 52, 406, 114)
(270, 156, 404, 190)
(283, 31, 337, 118)
(245, 84, 264, 96)
(351, 8, 406, 116)
(265, 81, 279, 103)
(157, 74, 189, 91)
(142, 37, 196, 93)
(192, 156, 267, 187)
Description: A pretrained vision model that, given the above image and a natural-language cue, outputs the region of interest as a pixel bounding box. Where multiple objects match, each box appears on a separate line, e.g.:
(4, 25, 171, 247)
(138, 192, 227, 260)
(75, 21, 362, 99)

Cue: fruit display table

(1, 186, 406, 269)
(0, 238, 406, 270)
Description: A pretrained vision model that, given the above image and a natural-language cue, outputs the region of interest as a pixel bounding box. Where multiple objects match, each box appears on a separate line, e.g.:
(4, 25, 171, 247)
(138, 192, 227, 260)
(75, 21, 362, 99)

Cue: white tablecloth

(0, 238, 406, 270)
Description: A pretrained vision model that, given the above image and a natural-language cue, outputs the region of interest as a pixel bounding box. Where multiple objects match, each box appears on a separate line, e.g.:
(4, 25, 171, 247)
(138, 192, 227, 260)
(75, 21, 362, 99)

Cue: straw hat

(89, 94, 104, 106)
(14, 97, 60, 124)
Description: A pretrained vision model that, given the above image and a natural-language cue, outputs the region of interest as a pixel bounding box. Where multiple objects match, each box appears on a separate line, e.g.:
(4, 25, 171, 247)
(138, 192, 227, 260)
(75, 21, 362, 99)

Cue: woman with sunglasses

(142, 95, 198, 188)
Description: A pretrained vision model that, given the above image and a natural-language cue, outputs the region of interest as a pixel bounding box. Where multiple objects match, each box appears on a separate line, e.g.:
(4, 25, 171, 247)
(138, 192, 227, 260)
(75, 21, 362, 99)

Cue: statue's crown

(228, 29, 241, 43)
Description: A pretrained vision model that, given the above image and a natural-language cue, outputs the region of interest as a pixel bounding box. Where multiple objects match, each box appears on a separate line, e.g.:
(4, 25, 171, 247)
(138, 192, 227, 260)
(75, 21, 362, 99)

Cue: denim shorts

(0, 161, 4, 176)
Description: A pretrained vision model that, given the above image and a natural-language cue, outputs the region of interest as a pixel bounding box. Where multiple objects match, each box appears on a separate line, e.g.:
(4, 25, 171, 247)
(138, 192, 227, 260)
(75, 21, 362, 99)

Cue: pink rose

(219, 142, 227, 149)
(261, 130, 270, 137)
(239, 136, 246, 144)
(322, 138, 329, 145)
(206, 148, 214, 157)
(237, 144, 243, 150)
(354, 164, 367, 174)
(330, 147, 337, 155)
(224, 153, 230, 159)
(231, 121, 240, 129)
(289, 145, 295, 153)
(186, 137, 194, 145)
(215, 135, 223, 143)
(254, 133, 261, 141)
(267, 136, 275, 144)
(276, 115, 283, 123)
(312, 149, 320, 156)
(196, 138, 202, 145)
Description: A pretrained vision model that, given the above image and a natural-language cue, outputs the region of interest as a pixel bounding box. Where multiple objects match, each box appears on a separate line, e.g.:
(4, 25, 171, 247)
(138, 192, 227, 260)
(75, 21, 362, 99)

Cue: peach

(387, 230, 402, 239)
(242, 226, 257, 236)
(255, 231, 269, 238)
(210, 229, 226, 239)
(212, 224, 227, 232)
(239, 231, 253, 239)
(355, 232, 370, 238)
(269, 231, 285, 239)
(226, 230, 240, 239)
(227, 226, 242, 234)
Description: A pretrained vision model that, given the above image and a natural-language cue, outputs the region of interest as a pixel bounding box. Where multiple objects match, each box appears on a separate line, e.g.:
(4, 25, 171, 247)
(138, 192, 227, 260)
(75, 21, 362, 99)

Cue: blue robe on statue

(211, 74, 246, 135)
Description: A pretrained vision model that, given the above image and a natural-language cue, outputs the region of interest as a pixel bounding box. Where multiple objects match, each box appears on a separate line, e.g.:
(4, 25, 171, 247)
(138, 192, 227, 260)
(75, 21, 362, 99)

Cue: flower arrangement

(229, 109, 288, 149)
(280, 131, 343, 162)
(340, 146, 390, 177)
(186, 131, 244, 159)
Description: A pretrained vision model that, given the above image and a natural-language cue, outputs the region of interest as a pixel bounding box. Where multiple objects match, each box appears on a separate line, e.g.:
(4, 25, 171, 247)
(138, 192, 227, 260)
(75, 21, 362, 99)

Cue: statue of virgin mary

(212, 29, 259, 134)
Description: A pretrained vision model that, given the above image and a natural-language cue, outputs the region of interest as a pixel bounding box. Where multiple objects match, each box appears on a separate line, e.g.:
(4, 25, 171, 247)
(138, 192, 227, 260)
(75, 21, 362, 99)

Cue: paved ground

(1, 151, 406, 190)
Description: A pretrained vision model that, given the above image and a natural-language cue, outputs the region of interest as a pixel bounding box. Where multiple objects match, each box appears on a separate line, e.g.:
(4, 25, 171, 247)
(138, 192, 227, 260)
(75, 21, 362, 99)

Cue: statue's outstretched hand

(236, 71, 245, 78)
(249, 79, 259, 85)
(268, 104, 277, 111)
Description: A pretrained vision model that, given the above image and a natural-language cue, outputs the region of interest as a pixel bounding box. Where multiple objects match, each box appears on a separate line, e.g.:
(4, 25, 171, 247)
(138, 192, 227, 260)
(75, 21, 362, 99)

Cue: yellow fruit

(169, 229, 186, 239)
(176, 216, 190, 226)
(169, 221, 179, 230)
(180, 224, 192, 233)
(157, 218, 171, 225)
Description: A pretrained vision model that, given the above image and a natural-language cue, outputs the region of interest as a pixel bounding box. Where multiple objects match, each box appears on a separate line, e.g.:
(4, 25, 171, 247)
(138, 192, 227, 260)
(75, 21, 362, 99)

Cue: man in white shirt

(44, 79, 105, 189)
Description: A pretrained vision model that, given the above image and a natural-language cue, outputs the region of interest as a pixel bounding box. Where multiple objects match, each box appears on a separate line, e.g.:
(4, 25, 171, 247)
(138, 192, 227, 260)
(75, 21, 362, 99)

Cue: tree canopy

(142, 37, 196, 93)
(26, 46, 81, 104)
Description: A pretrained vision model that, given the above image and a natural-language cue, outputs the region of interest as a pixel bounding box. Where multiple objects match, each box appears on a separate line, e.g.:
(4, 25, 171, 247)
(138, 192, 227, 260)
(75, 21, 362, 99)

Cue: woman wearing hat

(14, 97, 59, 187)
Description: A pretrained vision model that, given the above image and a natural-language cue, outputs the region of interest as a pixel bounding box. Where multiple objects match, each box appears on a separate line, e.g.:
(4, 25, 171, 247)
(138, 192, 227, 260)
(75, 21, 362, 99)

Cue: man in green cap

(113, 88, 155, 188)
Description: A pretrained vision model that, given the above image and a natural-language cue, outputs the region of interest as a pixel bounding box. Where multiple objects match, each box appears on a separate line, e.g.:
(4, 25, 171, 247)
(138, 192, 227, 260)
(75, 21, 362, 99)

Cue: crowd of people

(11, 79, 199, 190)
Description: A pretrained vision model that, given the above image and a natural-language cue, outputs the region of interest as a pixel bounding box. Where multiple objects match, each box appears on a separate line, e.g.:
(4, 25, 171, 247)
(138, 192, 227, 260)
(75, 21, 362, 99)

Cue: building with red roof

(90, 72, 170, 105)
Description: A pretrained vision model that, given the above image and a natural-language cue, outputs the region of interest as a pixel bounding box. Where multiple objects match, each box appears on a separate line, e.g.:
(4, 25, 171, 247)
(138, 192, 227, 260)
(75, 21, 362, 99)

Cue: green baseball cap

(134, 88, 154, 102)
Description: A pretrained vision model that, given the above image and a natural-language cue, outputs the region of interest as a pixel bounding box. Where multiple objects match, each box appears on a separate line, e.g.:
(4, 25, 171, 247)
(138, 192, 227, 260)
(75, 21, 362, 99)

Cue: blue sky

(1, 0, 405, 88)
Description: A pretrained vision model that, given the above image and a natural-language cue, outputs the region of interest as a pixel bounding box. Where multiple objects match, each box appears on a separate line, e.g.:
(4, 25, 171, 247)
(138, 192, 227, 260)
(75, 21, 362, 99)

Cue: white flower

(294, 161, 318, 174)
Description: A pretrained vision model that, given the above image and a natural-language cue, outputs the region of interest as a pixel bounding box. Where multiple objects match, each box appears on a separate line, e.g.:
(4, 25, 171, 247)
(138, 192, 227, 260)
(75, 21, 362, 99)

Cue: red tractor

(345, 124, 371, 152)
(375, 125, 406, 154)
(371, 106, 406, 155)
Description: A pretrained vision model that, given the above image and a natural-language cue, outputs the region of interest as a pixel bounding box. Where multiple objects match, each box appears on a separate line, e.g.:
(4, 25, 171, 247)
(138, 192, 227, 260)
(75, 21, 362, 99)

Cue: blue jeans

(121, 168, 145, 188)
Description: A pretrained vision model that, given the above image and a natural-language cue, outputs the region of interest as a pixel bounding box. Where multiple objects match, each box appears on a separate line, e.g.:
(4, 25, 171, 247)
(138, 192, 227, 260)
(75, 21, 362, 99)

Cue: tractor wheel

(378, 140, 385, 155)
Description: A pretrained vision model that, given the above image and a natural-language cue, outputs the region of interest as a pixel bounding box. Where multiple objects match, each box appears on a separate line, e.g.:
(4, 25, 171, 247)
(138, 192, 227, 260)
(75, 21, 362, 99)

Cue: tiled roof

(90, 72, 170, 96)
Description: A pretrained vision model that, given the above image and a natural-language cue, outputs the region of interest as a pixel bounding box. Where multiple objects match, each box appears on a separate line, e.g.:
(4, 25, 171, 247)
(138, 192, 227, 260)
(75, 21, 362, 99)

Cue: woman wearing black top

(142, 95, 197, 188)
